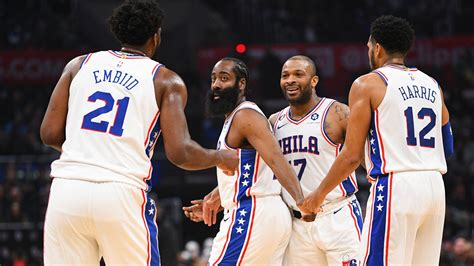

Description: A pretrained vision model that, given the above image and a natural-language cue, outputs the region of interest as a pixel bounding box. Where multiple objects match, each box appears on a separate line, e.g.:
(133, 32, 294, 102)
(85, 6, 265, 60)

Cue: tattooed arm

(324, 101, 366, 168)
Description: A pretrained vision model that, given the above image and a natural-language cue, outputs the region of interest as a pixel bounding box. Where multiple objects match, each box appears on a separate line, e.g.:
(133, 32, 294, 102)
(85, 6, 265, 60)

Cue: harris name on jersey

(92, 69, 139, 91)
(397, 84, 437, 103)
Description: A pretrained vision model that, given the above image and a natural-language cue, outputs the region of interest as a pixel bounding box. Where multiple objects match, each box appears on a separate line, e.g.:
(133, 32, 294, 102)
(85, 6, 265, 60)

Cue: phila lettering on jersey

(273, 98, 358, 210)
(50, 51, 163, 191)
(216, 101, 281, 210)
(366, 65, 447, 180)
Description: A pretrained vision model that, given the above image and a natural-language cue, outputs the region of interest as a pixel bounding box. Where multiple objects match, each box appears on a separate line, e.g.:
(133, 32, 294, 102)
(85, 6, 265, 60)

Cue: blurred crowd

(1, 0, 473, 265)
(206, 0, 472, 44)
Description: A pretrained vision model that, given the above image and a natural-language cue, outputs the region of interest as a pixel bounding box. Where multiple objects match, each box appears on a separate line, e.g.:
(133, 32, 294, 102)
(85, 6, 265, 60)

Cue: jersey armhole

(371, 70, 388, 85)
(320, 100, 339, 147)
(224, 107, 265, 150)
(79, 53, 93, 69)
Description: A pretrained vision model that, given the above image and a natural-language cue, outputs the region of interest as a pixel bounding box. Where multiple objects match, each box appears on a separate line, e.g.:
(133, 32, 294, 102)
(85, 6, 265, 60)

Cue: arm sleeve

(442, 121, 454, 158)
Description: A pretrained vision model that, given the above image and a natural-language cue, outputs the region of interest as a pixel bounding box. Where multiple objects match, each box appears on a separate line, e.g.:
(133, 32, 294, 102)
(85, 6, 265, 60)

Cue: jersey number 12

(404, 106, 436, 148)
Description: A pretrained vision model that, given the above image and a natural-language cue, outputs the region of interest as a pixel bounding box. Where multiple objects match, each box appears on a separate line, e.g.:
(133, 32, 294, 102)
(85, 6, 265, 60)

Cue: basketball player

(303, 15, 454, 265)
(269, 55, 362, 265)
(186, 57, 311, 265)
(40, 1, 237, 265)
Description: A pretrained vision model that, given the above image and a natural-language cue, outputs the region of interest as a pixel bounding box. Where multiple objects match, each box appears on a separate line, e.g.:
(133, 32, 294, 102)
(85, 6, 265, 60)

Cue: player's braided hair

(108, 0, 164, 46)
(221, 57, 250, 96)
(370, 15, 415, 56)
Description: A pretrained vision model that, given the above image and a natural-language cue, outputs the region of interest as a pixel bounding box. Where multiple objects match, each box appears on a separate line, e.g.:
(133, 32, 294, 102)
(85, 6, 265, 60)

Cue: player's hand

(302, 189, 325, 214)
(182, 199, 204, 223)
(216, 150, 239, 176)
(296, 202, 316, 222)
(202, 192, 222, 227)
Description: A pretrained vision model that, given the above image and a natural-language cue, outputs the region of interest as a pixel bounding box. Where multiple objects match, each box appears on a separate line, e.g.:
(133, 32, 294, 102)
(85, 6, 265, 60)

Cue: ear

(154, 28, 162, 47)
(374, 42, 382, 58)
(239, 78, 246, 91)
(311, 75, 319, 89)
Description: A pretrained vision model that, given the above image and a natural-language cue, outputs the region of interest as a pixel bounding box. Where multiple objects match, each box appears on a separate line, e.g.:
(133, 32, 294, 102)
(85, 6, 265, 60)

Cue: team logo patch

(279, 115, 284, 121)
(341, 254, 358, 266)
(311, 113, 319, 120)
(117, 61, 123, 68)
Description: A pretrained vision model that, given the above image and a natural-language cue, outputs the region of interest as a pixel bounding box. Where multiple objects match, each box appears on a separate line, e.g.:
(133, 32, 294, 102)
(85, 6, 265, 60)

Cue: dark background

(0, 0, 473, 265)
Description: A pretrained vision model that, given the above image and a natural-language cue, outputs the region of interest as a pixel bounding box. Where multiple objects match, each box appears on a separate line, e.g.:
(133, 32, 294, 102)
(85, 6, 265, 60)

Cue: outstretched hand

(182, 191, 222, 226)
(216, 150, 239, 176)
(182, 199, 204, 222)
(202, 192, 222, 226)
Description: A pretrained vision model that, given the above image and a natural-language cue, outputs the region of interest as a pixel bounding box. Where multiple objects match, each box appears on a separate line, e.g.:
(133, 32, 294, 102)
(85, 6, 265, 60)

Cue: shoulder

(63, 54, 89, 78)
(268, 110, 283, 127)
(154, 66, 185, 87)
(352, 72, 385, 90)
(327, 101, 350, 121)
(153, 66, 187, 95)
(233, 106, 267, 123)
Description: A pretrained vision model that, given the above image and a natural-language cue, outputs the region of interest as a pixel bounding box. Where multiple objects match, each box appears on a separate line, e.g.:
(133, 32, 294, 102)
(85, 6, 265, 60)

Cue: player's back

(366, 64, 447, 178)
(51, 51, 163, 190)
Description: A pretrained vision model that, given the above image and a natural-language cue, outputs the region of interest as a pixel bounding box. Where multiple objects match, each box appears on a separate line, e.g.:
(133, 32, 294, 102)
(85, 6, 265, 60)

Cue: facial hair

(206, 82, 240, 117)
(284, 83, 314, 106)
(369, 49, 376, 70)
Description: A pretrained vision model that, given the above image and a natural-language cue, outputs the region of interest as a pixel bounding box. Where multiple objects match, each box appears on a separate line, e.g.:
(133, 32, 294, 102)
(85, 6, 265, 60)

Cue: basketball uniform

(44, 50, 162, 265)
(273, 98, 362, 265)
(361, 65, 447, 265)
(208, 101, 292, 265)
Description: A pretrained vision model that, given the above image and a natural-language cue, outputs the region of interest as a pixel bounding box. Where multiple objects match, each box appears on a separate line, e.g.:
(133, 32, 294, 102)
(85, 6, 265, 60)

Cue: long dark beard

(206, 83, 240, 117)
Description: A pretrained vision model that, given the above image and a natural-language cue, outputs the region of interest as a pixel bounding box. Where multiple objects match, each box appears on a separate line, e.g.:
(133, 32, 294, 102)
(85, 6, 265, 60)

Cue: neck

(120, 45, 149, 57)
(224, 97, 246, 118)
(383, 57, 405, 67)
(289, 95, 321, 119)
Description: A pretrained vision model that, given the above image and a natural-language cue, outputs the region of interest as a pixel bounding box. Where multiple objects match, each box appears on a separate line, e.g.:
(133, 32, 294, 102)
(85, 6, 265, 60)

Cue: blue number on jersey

(273, 158, 307, 180)
(404, 106, 436, 148)
(81, 91, 130, 137)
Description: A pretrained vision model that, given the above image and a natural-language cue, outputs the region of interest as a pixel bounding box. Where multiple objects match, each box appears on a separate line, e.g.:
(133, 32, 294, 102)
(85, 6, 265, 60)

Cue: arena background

(0, 0, 473, 265)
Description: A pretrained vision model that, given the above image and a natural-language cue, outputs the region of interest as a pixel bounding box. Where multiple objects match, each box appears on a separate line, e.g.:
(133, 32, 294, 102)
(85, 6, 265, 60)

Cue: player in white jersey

(302, 15, 454, 265)
(182, 57, 312, 265)
(269, 55, 362, 265)
(40, 1, 237, 265)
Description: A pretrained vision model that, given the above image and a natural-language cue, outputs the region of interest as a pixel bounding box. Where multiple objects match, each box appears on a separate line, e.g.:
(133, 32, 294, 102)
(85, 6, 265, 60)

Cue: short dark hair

(108, 0, 164, 46)
(288, 55, 317, 76)
(370, 15, 415, 55)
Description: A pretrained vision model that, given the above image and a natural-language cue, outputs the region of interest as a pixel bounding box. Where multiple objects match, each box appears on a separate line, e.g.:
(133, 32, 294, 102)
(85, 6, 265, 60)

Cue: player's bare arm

(303, 73, 383, 212)
(268, 112, 279, 128)
(40, 55, 86, 152)
(324, 101, 350, 145)
(228, 108, 310, 214)
(324, 101, 366, 168)
(156, 68, 238, 172)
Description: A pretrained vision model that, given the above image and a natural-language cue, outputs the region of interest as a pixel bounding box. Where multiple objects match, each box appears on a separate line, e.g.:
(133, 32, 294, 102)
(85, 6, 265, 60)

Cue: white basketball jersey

(273, 98, 358, 210)
(365, 64, 447, 180)
(50, 50, 163, 190)
(216, 101, 281, 210)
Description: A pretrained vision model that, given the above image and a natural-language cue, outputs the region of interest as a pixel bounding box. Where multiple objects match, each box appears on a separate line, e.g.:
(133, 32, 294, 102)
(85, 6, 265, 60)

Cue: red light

(235, 43, 247, 54)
